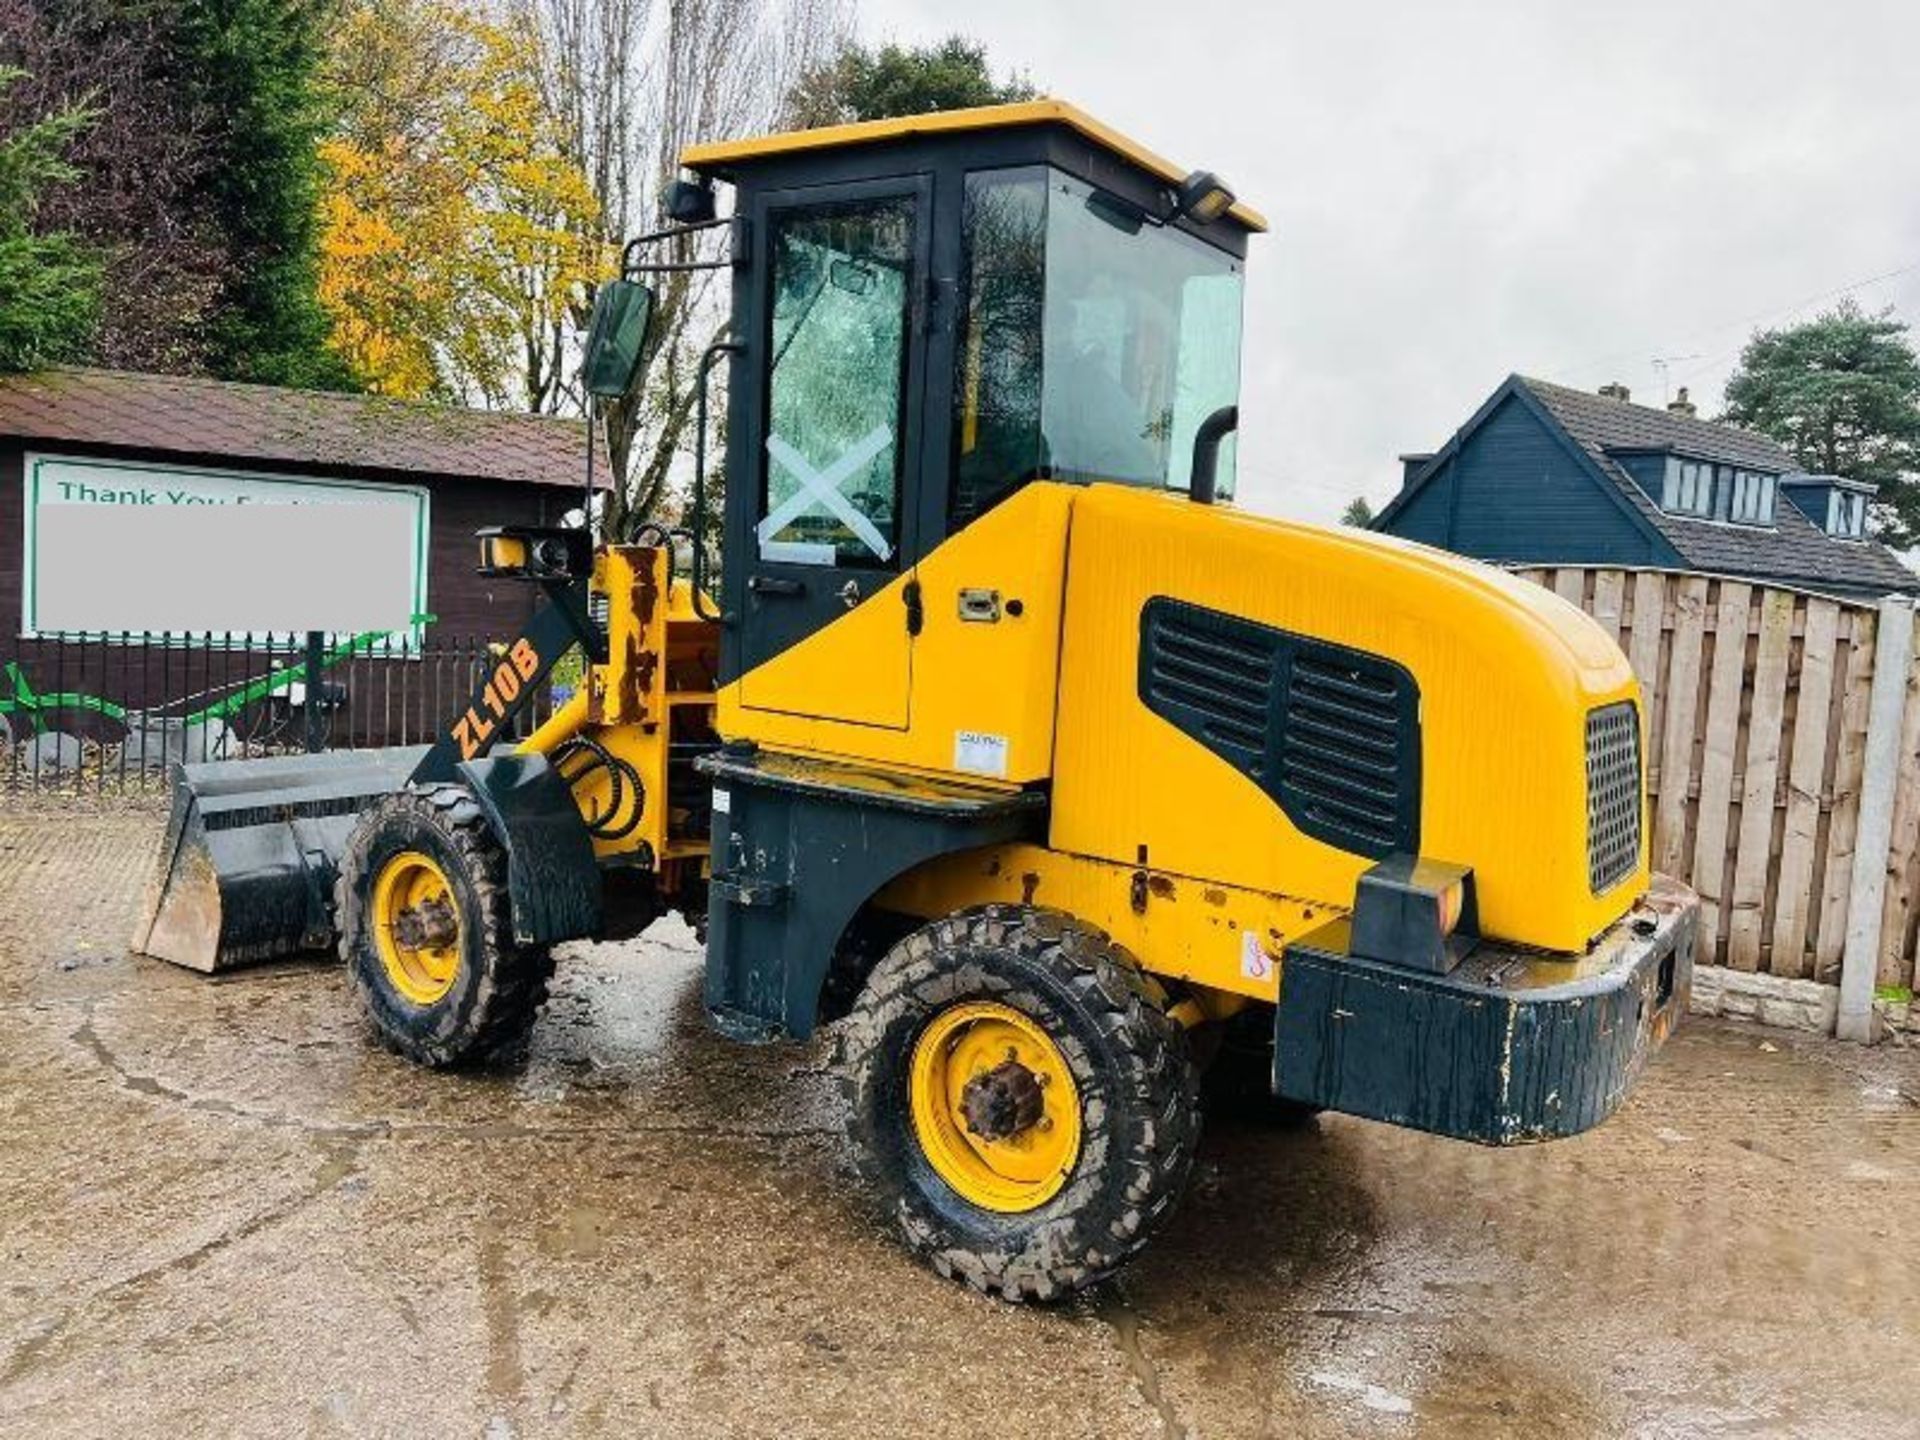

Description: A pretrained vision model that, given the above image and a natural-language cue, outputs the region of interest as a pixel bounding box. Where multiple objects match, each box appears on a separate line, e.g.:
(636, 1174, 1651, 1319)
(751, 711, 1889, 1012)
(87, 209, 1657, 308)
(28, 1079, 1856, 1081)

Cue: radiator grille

(1140, 599, 1420, 858)
(1585, 701, 1642, 894)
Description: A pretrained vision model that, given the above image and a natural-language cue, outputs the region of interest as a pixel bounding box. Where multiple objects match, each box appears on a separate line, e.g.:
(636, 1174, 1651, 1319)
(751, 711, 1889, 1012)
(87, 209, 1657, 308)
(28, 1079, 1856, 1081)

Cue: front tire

(334, 784, 554, 1068)
(839, 905, 1200, 1301)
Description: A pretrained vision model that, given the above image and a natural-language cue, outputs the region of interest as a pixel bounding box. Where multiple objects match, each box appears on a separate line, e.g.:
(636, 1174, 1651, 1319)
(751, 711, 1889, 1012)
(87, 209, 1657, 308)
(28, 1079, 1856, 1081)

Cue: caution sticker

(1240, 928, 1272, 982)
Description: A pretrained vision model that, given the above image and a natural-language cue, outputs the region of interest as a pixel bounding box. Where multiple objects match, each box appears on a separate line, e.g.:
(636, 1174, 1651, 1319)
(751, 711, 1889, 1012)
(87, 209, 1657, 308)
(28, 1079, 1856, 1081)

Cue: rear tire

(334, 784, 554, 1068)
(839, 904, 1200, 1302)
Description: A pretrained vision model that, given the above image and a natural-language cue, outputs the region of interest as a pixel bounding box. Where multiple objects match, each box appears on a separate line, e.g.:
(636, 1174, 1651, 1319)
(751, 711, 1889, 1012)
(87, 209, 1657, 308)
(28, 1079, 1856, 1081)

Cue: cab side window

(951, 169, 1048, 528)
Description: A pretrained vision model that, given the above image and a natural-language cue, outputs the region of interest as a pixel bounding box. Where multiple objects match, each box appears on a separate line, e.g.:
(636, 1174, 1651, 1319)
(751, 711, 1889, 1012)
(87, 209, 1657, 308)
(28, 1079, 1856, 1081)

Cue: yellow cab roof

(680, 97, 1268, 234)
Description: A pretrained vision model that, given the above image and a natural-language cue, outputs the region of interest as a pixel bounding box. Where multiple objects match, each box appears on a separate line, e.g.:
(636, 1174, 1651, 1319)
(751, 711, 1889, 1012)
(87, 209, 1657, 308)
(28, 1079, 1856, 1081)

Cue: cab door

(736, 176, 931, 728)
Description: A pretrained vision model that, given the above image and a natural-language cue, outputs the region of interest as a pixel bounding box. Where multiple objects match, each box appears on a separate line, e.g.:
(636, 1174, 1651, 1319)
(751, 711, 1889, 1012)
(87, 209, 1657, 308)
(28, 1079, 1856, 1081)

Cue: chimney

(1597, 381, 1631, 402)
(1667, 386, 1697, 418)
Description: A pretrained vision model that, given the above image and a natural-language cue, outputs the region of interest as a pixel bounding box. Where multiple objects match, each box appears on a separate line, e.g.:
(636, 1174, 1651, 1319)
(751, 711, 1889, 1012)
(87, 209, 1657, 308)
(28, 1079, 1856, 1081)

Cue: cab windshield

(953, 167, 1244, 525)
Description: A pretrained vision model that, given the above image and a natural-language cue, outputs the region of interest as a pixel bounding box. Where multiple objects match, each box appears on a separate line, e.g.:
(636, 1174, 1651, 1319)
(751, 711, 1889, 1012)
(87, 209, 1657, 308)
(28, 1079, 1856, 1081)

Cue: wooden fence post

(1838, 597, 1914, 1042)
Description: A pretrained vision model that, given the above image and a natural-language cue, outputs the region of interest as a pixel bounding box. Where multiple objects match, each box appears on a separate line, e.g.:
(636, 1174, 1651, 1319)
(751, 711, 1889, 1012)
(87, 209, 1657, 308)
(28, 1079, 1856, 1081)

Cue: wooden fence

(1514, 567, 1918, 1009)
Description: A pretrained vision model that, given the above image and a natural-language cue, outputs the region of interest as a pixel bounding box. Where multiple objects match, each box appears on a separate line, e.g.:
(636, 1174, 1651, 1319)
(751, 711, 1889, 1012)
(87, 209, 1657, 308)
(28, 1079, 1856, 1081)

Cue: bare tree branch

(510, 0, 850, 538)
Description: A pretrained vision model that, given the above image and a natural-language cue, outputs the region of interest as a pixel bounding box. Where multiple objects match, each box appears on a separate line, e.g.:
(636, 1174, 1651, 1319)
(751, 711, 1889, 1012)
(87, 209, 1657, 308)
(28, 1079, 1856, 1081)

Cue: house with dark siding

(1376, 375, 1917, 600)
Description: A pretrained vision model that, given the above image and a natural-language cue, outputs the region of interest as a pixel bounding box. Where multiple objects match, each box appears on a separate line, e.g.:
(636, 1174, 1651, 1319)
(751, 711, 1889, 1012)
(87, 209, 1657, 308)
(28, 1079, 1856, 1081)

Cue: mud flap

(456, 753, 602, 947)
(1273, 875, 1697, 1144)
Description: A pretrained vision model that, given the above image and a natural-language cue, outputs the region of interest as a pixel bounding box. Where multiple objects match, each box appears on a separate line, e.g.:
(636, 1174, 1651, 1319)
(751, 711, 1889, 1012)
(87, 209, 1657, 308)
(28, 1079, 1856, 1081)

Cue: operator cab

(667, 100, 1264, 721)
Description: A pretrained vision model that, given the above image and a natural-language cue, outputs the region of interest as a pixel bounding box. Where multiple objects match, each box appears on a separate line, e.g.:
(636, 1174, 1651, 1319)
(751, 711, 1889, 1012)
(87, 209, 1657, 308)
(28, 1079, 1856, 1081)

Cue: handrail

(690, 339, 743, 624)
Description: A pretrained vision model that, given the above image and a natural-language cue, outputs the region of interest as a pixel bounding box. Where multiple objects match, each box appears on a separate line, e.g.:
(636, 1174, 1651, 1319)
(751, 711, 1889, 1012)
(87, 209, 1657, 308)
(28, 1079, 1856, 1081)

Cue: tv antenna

(1651, 355, 1702, 404)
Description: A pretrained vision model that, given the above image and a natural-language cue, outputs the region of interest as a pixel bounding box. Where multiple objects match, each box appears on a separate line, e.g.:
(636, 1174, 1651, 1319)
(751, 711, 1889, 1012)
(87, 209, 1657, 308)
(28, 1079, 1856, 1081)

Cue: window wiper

(771, 270, 831, 375)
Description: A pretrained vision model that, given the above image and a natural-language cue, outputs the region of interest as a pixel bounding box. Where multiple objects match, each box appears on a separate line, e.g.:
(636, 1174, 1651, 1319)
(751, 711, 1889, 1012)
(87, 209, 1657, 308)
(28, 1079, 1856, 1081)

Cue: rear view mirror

(582, 280, 657, 399)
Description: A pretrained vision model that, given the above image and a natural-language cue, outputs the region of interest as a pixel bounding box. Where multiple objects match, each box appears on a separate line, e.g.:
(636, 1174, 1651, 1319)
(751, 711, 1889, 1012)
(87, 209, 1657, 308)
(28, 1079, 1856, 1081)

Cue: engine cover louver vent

(1138, 598, 1421, 859)
(1585, 701, 1642, 895)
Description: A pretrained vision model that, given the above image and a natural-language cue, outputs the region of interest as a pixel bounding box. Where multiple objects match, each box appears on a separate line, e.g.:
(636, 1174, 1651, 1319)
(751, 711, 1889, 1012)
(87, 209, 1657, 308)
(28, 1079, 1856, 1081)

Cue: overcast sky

(857, 0, 1920, 522)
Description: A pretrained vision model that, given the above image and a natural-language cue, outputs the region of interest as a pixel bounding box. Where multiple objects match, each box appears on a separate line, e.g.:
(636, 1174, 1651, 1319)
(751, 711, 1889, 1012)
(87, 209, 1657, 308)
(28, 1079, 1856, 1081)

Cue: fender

(698, 745, 1046, 1041)
(457, 753, 603, 947)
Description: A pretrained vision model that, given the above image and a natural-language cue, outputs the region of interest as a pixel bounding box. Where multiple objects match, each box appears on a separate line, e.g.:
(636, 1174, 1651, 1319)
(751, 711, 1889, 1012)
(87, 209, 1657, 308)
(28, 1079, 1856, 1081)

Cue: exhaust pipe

(1189, 405, 1238, 506)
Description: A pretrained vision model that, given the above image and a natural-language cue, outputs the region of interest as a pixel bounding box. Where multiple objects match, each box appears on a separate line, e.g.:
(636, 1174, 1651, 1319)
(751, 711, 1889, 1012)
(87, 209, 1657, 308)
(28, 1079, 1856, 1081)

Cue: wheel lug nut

(1038, 1116, 1053, 1131)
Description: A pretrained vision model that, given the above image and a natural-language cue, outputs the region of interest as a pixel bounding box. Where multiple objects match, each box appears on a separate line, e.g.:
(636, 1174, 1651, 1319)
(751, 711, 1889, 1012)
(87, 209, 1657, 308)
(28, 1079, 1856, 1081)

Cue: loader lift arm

(409, 526, 603, 786)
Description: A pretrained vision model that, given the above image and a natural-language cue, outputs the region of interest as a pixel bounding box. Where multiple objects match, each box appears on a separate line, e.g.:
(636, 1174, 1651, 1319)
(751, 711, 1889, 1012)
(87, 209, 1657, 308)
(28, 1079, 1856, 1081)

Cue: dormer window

(1662, 457, 1714, 517)
(1782, 474, 1877, 540)
(1829, 488, 1869, 539)
(1728, 469, 1776, 526)
(1656, 456, 1776, 525)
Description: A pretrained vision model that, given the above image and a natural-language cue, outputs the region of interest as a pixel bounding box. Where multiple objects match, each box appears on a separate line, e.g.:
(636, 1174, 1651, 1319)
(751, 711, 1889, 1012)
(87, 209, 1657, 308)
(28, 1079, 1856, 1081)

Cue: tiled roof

(0, 367, 601, 489)
(1520, 377, 1794, 471)
(1519, 377, 1918, 596)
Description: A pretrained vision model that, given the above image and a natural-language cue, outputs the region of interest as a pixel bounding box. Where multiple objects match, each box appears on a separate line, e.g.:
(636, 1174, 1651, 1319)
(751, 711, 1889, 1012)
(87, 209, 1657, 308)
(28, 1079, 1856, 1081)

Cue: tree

(319, 0, 848, 528)
(461, 13, 606, 414)
(178, 0, 357, 389)
(508, 0, 849, 537)
(316, 0, 469, 398)
(320, 0, 605, 406)
(784, 34, 1034, 129)
(0, 0, 221, 373)
(1722, 300, 1920, 546)
(1340, 495, 1376, 528)
(0, 66, 101, 370)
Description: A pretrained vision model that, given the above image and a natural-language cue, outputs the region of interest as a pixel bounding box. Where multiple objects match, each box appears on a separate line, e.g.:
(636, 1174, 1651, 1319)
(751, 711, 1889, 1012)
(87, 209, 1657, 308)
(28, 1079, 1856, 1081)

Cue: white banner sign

(23, 453, 430, 647)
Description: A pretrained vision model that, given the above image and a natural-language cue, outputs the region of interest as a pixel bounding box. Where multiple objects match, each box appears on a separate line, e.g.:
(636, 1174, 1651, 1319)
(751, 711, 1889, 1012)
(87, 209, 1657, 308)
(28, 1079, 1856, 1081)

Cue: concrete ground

(1, 800, 1916, 1439)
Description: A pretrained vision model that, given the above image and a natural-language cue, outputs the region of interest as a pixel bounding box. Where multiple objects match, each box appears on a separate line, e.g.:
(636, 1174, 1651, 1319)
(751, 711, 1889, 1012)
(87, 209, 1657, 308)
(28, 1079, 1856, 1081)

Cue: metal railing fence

(1, 630, 570, 796)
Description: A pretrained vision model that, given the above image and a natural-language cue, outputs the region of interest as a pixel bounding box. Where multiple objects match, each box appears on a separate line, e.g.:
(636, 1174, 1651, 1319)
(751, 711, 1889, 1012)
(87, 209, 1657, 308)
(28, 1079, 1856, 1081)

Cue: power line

(1673, 267, 1920, 390)
(1550, 258, 1920, 380)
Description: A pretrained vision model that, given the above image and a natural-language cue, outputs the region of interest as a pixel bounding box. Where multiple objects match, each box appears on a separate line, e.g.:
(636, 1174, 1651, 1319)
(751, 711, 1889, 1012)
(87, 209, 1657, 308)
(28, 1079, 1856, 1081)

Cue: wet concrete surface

(2, 800, 1917, 1438)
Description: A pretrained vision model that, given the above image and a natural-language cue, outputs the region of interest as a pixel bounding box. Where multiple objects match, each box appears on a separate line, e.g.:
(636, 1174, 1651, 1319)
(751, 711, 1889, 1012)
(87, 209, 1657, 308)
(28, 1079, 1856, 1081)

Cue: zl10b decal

(451, 639, 542, 760)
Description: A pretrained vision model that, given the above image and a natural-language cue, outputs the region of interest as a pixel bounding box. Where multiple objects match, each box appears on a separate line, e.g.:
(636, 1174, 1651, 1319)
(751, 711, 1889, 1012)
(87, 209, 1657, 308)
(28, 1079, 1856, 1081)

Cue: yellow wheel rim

(909, 1001, 1082, 1214)
(372, 850, 462, 1006)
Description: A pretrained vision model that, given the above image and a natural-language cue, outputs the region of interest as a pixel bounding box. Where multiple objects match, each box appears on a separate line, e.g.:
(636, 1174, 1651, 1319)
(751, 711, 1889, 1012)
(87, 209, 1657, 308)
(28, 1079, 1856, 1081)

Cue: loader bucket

(134, 746, 430, 973)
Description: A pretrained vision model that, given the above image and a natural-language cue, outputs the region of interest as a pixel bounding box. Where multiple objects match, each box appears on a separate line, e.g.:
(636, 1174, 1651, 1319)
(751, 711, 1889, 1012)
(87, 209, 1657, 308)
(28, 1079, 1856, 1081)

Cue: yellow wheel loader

(136, 100, 1697, 1300)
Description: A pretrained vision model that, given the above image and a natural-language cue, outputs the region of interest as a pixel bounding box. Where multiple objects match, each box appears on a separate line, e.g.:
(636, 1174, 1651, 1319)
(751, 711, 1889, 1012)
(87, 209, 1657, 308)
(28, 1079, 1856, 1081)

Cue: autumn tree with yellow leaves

(319, 0, 605, 410)
(319, 0, 848, 537)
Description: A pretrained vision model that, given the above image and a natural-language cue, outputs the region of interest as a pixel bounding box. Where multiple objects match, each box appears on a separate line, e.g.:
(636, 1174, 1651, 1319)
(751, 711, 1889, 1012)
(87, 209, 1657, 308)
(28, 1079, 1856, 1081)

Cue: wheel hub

(960, 1058, 1046, 1140)
(391, 896, 458, 951)
(372, 850, 462, 1006)
(908, 1001, 1082, 1213)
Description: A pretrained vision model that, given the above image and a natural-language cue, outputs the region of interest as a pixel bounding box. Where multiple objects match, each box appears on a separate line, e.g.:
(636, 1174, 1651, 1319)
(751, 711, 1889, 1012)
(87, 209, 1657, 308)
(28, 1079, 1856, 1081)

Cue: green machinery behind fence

(1, 628, 419, 742)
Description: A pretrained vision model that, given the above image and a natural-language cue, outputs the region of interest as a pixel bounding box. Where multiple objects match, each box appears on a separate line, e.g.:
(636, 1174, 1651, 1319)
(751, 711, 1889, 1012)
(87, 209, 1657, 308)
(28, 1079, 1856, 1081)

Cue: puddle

(1308, 1370, 1414, 1415)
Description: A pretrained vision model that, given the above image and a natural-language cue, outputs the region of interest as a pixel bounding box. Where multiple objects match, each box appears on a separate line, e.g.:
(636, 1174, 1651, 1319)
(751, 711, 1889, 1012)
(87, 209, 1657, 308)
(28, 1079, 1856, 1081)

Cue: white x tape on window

(759, 424, 895, 563)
